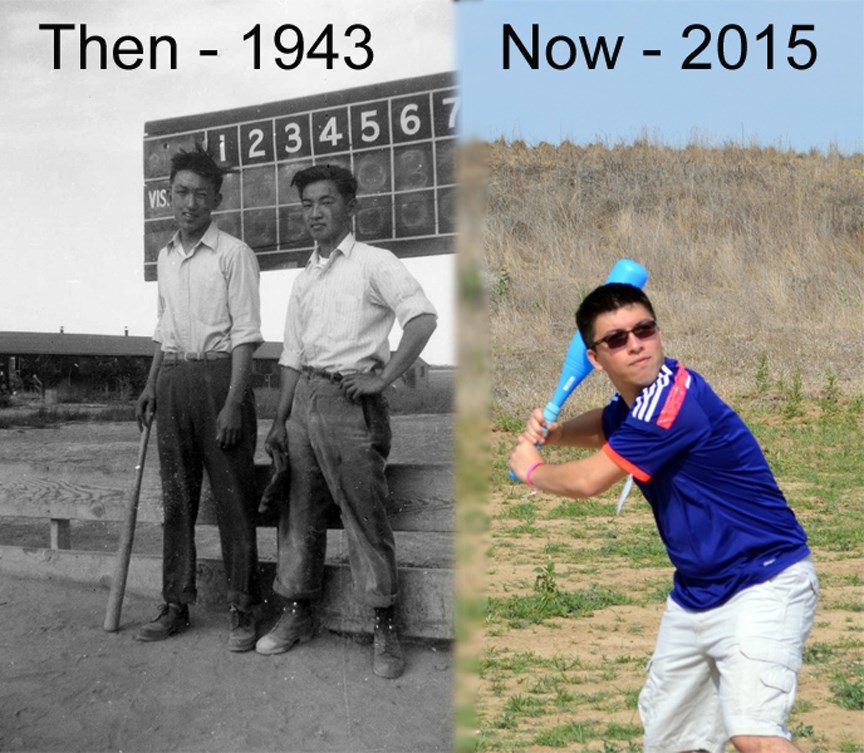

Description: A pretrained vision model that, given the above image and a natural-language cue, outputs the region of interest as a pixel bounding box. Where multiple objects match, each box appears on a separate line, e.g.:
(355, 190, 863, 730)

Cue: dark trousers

(156, 358, 260, 610)
(273, 373, 397, 608)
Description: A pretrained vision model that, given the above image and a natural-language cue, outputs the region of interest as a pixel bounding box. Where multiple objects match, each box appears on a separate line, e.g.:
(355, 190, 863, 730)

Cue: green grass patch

(486, 582, 634, 626)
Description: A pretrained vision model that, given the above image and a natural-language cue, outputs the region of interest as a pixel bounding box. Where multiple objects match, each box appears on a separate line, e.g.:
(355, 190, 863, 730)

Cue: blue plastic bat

(510, 259, 649, 482)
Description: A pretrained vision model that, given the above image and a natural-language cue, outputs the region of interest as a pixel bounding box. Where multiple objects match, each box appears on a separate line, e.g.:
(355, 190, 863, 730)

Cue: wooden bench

(0, 447, 453, 640)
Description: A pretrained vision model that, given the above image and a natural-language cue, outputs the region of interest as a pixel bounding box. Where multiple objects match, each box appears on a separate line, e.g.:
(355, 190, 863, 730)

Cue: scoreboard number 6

(400, 104, 422, 137)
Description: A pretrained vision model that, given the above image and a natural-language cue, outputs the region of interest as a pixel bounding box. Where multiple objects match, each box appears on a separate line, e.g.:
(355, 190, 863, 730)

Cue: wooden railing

(0, 453, 453, 640)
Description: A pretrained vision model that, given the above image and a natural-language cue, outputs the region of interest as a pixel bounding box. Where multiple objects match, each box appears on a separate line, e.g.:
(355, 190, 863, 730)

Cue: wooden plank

(0, 545, 163, 602)
(0, 461, 163, 523)
(0, 462, 453, 533)
(199, 462, 453, 531)
(0, 545, 452, 640)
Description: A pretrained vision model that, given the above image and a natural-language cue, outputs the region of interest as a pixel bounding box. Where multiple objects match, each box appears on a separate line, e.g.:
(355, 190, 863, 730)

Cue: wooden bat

(103, 419, 152, 632)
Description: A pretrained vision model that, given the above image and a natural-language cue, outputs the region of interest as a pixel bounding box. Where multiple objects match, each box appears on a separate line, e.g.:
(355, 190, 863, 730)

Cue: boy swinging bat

(509, 281, 817, 753)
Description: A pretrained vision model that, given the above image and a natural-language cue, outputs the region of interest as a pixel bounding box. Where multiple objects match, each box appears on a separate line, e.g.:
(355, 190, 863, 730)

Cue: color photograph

(457, 1, 863, 751)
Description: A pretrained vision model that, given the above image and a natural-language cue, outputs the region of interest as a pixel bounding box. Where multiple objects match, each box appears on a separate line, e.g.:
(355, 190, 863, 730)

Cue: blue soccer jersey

(601, 358, 810, 611)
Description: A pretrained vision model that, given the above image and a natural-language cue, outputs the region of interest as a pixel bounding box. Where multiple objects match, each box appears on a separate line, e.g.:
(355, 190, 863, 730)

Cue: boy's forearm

(555, 408, 606, 449)
(379, 313, 437, 387)
(145, 346, 164, 389)
(274, 366, 301, 422)
(225, 343, 256, 406)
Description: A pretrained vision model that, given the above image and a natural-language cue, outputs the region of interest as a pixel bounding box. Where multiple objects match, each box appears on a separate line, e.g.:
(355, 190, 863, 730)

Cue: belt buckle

(184, 351, 202, 361)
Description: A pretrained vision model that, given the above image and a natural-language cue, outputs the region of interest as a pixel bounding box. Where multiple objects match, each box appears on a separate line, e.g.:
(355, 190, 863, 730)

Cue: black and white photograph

(0, 2, 455, 751)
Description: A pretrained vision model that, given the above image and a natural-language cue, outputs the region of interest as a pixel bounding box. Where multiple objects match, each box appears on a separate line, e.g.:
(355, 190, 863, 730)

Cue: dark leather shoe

(135, 603, 190, 642)
(227, 606, 257, 652)
(255, 602, 314, 655)
(373, 606, 404, 679)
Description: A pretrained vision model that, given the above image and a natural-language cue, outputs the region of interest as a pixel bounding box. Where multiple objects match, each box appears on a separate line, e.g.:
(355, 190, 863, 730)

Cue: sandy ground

(0, 415, 454, 753)
(0, 574, 452, 753)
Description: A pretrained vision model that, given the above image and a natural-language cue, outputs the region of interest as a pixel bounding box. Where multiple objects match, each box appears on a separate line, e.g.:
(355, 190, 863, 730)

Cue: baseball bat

(510, 259, 649, 482)
(103, 419, 152, 632)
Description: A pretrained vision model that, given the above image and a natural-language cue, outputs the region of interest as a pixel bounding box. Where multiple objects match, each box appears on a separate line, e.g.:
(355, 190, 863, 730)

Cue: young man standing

(509, 283, 818, 753)
(135, 146, 263, 652)
(255, 165, 437, 679)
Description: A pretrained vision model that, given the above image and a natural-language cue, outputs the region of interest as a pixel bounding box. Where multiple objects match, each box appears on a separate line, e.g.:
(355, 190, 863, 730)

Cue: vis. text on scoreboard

(143, 71, 458, 280)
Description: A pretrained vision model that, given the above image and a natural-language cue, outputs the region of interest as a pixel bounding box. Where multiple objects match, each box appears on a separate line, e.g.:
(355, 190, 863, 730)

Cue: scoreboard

(143, 71, 458, 281)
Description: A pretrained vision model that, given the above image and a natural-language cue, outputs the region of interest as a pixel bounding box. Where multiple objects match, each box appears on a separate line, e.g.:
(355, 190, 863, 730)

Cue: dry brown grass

(480, 139, 864, 420)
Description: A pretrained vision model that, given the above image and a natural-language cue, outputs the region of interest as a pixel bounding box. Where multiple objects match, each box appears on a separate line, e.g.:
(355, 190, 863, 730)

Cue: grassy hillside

(481, 139, 863, 422)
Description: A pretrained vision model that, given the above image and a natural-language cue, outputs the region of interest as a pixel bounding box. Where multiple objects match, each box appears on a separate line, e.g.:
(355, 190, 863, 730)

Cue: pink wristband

(525, 461, 545, 487)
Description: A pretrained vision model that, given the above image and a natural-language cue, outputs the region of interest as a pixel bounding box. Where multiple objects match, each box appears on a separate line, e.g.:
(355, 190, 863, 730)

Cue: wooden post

(50, 519, 71, 550)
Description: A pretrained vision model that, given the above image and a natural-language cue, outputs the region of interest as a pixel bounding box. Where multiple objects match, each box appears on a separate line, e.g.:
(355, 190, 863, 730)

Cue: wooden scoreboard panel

(143, 71, 458, 281)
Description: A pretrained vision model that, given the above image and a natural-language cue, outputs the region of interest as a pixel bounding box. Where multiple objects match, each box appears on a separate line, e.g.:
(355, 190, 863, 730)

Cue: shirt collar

(308, 232, 356, 268)
(167, 222, 219, 257)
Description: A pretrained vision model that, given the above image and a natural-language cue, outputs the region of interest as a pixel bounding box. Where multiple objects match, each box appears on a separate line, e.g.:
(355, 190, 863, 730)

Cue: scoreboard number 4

(243, 23, 373, 70)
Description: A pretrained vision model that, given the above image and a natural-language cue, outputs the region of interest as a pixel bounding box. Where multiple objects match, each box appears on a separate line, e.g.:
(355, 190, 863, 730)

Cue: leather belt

(301, 366, 343, 382)
(162, 351, 231, 362)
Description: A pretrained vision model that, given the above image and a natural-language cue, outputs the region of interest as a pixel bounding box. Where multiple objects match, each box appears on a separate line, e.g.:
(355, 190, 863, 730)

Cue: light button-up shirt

(154, 223, 262, 354)
(279, 234, 436, 374)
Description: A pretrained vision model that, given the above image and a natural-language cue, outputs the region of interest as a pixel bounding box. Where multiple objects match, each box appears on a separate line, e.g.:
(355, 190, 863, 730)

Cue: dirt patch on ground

(475, 485, 864, 753)
(0, 417, 454, 753)
(0, 574, 452, 753)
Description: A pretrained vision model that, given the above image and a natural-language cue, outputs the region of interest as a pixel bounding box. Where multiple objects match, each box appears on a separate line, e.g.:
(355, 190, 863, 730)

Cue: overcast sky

(0, 0, 456, 364)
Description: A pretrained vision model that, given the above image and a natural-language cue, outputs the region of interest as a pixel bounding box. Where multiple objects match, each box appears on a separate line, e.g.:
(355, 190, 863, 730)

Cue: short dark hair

(576, 283, 657, 349)
(169, 145, 223, 194)
(291, 164, 357, 201)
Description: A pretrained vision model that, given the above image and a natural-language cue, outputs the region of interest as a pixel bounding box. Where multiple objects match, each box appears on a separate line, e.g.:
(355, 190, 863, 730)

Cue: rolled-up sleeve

(152, 289, 165, 344)
(225, 243, 263, 349)
(368, 252, 437, 327)
(278, 283, 303, 370)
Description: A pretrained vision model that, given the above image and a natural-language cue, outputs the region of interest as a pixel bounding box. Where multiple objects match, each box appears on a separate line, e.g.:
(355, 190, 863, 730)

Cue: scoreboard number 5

(360, 110, 380, 143)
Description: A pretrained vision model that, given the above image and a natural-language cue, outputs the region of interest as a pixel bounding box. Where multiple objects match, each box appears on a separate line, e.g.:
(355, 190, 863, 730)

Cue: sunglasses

(589, 320, 659, 350)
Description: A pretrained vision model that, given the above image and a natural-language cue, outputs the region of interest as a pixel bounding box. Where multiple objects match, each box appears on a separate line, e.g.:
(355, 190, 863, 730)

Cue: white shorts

(639, 557, 819, 753)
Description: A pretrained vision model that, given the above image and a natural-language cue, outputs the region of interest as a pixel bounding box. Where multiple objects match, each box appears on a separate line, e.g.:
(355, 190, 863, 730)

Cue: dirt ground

(475, 486, 864, 753)
(0, 574, 452, 753)
(0, 416, 454, 753)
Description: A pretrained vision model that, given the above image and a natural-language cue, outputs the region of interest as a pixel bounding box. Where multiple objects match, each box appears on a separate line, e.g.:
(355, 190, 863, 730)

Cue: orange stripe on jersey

(602, 443, 651, 482)
(657, 364, 689, 430)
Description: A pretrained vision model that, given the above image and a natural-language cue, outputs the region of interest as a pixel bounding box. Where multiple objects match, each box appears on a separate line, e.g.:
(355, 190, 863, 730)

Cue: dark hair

(169, 145, 223, 194)
(291, 164, 357, 201)
(576, 283, 657, 348)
